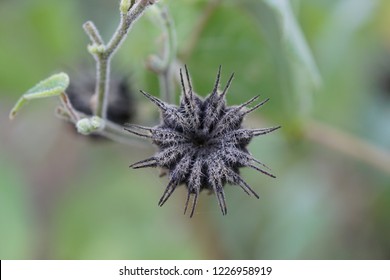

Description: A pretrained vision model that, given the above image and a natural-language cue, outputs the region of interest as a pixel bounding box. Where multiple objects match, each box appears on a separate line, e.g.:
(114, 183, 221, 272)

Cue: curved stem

(59, 92, 80, 122)
(147, 3, 177, 103)
(158, 70, 174, 104)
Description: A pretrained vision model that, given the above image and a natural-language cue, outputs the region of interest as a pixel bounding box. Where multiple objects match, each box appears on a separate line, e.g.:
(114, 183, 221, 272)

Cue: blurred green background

(1, 0, 390, 259)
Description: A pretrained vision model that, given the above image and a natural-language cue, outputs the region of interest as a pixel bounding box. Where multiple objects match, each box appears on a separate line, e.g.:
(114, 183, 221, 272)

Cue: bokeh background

(1, 0, 390, 259)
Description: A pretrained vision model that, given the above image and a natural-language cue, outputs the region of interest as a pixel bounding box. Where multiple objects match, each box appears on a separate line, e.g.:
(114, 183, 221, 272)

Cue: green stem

(95, 56, 110, 118)
(147, 3, 177, 104)
(83, 21, 104, 45)
(158, 69, 173, 104)
(57, 104, 147, 146)
(59, 92, 80, 122)
(84, 0, 156, 119)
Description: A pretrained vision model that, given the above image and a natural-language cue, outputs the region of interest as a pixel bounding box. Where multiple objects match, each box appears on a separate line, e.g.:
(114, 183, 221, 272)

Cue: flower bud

(76, 116, 104, 135)
(120, 0, 133, 13)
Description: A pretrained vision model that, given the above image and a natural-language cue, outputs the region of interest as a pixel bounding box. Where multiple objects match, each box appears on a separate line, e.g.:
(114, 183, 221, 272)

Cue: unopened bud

(76, 116, 105, 135)
(87, 44, 105, 55)
(120, 0, 133, 13)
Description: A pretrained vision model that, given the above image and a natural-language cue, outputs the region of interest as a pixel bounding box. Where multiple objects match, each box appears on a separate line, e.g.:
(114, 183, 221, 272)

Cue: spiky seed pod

(126, 66, 280, 217)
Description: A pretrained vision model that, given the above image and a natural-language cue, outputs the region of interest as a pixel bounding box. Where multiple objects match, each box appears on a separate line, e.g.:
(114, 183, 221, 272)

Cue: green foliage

(1, 0, 390, 260)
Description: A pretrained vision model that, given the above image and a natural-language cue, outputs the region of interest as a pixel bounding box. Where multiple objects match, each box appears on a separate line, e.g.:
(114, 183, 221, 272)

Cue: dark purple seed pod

(126, 66, 280, 217)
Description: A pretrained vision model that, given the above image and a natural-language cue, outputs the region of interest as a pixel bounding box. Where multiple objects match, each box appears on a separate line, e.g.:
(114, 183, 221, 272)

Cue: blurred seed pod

(65, 70, 136, 140)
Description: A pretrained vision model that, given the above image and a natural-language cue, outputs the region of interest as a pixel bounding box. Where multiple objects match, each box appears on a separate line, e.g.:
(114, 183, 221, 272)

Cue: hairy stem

(59, 92, 80, 122)
(83, 21, 104, 45)
(84, 0, 156, 119)
(94, 56, 110, 118)
(58, 103, 147, 147)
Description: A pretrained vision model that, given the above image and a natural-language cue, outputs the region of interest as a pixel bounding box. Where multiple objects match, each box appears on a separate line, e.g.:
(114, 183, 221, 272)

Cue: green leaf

(9, 72, 69, 119)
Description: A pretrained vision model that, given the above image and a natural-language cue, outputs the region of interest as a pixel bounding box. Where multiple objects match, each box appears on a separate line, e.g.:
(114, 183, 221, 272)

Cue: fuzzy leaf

(9, 72, 70, 119)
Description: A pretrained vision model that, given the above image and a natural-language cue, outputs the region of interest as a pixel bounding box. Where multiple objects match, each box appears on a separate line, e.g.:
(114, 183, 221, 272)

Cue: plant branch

(304, 119, 390, 174)
(147, 3, 177, 103)
(57, 104, 148, 147)
(83, 21, 104, 45)
(59, 92, 80, 122)
(84, 0, 156, 119)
